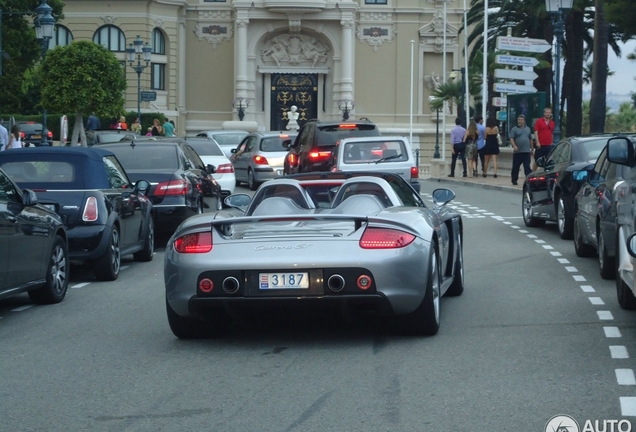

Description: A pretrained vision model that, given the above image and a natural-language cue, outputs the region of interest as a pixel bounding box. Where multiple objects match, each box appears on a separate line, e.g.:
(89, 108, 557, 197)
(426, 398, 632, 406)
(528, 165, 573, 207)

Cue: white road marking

(620, 397, 636, 416)
(604, 327, 622, 338)
(565, 266, 578, 272)
(551, 251, 563, 256)
(484, 213, 496, 216)
(519, 230, 529, 233)
(120, 266, 129, 271)
(71, 282, 91, 289)
(589, 297, 605, 305)
(12, 305, 33, 312)
(476, 209, 488, 213)
(616, 369, 636, 385)
(558, 258, 570, 264)
(610, 346, 629, 359)
(543, 245, 555, 250)
(535, 239, 546, 244)
(573, 275, 586, 281)
(527, 234, 538, 239)
(510, 225, 520, 229)
(598, 311, 614, 320)
(503, 221, 512, 225)
(581, 285, 595, 292)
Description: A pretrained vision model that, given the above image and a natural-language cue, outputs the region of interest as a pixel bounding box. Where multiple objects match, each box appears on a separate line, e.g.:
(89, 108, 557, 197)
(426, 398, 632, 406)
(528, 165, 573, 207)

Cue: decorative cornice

(419, 9, 458, 52)
(356, 25, 397, 52)
(193, 24, 233, 50)
(101, 16, 116, 24)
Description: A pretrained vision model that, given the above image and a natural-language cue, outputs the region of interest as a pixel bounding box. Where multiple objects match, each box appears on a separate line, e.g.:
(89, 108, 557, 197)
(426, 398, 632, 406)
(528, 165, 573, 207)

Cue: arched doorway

(270, 73, 318, 131)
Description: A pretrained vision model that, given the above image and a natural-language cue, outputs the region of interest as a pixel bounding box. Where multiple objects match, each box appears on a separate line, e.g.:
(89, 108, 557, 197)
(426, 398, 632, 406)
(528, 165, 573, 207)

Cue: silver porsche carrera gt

(164, 172, 464, 338)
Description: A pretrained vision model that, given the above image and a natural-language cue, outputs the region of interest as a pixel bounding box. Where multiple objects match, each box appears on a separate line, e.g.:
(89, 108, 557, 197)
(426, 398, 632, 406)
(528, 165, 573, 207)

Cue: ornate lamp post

(34, 0, 55, 146)
(545, 0, 573, 143)
(126, 35, 152, 123)
(232, 98, 249, 121)
(338, 99, 354, 121)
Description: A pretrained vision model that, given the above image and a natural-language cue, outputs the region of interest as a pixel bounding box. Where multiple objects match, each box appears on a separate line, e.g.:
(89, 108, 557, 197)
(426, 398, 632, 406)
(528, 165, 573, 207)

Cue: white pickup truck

(331, 136, 420, 192)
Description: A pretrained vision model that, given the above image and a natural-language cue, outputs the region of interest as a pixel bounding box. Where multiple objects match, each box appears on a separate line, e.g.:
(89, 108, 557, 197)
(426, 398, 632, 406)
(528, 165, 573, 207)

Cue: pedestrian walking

(509, 114, 533, 185)
(448, 117, 467, 178)
(86, 112, 100, 131)
(482, 117, 500, 178)
(7, 125, 23, 149)
(475, 115, 486, 175)
(533, 107, 555, 170)
(463, 121, 479, 177)
(131, 118, 142, 135)
(163, 118, 175, 137)
(0, 120, 9, 151)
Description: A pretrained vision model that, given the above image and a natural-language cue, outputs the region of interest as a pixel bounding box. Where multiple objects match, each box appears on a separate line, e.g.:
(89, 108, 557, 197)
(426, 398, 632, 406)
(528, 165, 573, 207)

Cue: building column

(178, 9, 186, 111)
(340, 16, 355, 102)
(235, 13, 249, 100)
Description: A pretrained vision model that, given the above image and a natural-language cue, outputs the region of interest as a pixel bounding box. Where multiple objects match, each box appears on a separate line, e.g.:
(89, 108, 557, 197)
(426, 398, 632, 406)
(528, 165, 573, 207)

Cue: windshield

(109, 146, 179, 170)
(260, 136, 290, 152)
(188, 140, 225, 156)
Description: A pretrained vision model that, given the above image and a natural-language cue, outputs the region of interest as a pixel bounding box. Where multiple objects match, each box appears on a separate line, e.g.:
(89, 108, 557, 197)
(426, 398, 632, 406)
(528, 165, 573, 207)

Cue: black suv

(283, 119, 381, 174)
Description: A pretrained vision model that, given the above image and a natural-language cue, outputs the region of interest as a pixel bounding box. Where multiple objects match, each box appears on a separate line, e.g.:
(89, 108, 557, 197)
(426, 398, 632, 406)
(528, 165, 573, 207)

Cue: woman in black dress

(483, 117, 500, 178)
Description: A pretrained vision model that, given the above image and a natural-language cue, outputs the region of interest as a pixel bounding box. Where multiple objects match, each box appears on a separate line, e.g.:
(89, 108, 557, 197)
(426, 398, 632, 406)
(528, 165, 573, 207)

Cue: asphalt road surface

(1, 181, 634, 432)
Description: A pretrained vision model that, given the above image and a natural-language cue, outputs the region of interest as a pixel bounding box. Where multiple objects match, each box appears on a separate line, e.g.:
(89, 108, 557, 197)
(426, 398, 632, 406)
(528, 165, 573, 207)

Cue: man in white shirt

(0, 121, 9, 151)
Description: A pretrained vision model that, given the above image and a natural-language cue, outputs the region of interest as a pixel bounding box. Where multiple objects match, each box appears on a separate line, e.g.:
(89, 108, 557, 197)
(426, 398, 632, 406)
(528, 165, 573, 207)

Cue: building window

(152, 29, 165, 55)
(365, 0, 387, 3)
(49, 25, 73, 50)
(93, 25, 126, 52)
(151, 63, 165, 90)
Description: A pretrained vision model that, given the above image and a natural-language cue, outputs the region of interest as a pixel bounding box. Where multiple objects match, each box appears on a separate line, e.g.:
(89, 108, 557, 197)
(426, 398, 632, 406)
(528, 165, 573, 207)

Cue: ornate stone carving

(193, 24, 233, 50)
(101, 16, 116, 24)
(360, 12, 392, 21)
(200, 10, 230, 19)
(340, 19, 355, 28)
(356, 25, 397, 52)
(235, 18, 250, 27)
(419, 9, 458, 53)
(260, 33, 329, 68)
(154, 19, 164, 28)
(424, 72, 442, 90)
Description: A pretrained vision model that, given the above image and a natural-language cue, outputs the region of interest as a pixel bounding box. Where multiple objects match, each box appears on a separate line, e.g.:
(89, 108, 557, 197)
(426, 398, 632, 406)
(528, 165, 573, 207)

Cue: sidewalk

(425, 168, 524, 193)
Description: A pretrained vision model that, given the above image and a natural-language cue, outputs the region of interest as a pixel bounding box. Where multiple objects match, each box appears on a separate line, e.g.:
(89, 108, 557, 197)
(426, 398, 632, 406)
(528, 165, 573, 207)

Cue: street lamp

(338, 99, 354, 121)
(434, 108, 441, 159)
(545, 0, 573, 143)
(232, 98, 249, 121)
(126, 35, 152, 123)
(34, 0, 55, 146)
(450, 68, 467, 127)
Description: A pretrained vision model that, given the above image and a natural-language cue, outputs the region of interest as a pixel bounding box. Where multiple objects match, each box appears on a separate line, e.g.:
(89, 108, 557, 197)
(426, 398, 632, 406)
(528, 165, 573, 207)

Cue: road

(1, 181, 634, 431)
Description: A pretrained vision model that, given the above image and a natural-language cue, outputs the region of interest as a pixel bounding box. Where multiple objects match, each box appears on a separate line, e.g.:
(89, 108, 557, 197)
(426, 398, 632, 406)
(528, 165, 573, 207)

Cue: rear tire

(522, 187, 545, 227)
(248, 169, 258, 191)
(28, 236, 69, 304)
(166, 299, 227, 339)
(134, 217, 154, 262)
(392, 245, 440, 336)
(557, 195, 573, 239)
(616, 234, 636, 310)
(598, 228, 615, 279)
(445, 234, 464, 297)
(93, 225, 121, 281)
(573, 216, 595, 257)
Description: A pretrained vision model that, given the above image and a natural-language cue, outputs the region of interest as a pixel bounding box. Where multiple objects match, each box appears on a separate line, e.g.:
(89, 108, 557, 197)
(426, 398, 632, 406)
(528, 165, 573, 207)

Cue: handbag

(497, 133, 504, 146)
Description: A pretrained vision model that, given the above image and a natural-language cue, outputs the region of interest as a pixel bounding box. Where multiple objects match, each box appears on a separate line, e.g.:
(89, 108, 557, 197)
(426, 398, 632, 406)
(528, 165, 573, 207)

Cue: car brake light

(174, 232, 212, 253)
(154, 179, 189, 196)
(82, 196, 98, 221)
(411, 166, 419, 179)
(19, 132, 25, 139)
(308, 149, 331, 161)
(216, 163, 234, 173)
(253, 155, 269, 165)
(288, 154, 297, 166)
(359, 227, 415, 249)
(47, 131, 53, 138)
(339, 124, 357, 129)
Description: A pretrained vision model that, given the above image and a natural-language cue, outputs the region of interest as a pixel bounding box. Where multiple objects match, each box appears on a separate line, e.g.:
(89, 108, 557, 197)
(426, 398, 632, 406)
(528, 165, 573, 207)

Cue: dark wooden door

(270, 74, 318, 131)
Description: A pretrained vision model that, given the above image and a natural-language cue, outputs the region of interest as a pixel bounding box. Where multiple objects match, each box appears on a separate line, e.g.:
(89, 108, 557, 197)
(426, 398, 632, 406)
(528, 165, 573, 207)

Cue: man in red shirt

(533, 107, 555, 170)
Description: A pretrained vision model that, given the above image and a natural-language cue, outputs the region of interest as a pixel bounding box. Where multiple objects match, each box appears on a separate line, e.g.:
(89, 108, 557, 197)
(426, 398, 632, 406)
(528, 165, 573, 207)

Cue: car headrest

(330, 194, 385, 215)
(251, 197, 310, 216)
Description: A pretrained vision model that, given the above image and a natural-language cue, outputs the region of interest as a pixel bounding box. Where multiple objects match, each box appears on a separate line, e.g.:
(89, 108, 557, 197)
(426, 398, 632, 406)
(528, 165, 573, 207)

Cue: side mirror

(206, 164, 217, 174)
(231, 148, 237, 154)
(224, 193, 252, 209)
(627, 233, 636, 258)
(536, 156, 546, 168)
(607, 137, 634, 167)
(282, 139, 292, 149)
(22, 189, 38, 206)
(135, 179, 151, 195)
(432, 188, 455, 206)
(572, 170, 589, 182)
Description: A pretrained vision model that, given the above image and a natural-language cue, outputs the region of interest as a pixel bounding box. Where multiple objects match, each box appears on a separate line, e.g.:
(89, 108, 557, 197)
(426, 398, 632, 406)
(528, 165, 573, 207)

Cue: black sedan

(0, 147, 154, 281)
(522, 135, 608, 239)
(98, 140, 222, 233)
(86, 129, 137, 147)
(573, 138, 635, 279)
(0, 167, 69, 303)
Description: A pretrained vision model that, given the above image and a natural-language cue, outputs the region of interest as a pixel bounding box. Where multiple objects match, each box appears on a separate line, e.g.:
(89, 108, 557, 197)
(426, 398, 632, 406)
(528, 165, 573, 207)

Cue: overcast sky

(593, 39, 636, 95)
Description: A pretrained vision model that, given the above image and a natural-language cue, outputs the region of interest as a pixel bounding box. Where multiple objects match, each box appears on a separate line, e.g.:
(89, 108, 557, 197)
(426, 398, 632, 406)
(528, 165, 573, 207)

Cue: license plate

(259, 272, 309, 289)
(32, 134, 41, 139)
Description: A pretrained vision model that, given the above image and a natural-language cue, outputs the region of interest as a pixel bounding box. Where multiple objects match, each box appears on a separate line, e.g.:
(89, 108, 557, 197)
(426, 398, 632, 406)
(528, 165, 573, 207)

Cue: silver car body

(185, 137, 236, 196)
(195, 130, 249, 158)
(164, 173, 463, 337)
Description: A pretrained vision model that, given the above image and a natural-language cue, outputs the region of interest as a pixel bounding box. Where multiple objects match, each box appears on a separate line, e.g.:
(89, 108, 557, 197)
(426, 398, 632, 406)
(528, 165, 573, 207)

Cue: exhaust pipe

(222, 276, 240, 294)
(327, 274, 345, 292)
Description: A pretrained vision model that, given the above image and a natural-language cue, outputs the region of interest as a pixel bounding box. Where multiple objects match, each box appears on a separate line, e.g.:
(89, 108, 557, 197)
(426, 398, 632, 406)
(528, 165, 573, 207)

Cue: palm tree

(582, 62, 614, 85)
(429, 82, 462, 115)
(589, 0, 610, 133)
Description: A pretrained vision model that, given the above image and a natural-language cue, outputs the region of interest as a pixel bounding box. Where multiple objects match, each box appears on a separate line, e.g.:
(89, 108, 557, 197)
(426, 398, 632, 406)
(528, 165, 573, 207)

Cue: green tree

(605, 103, 636, 133)
(37, 40, 125, 146)
(589, 0, 610, 133)
(0, 0, 64, 114)
(605, 0, 636, 38)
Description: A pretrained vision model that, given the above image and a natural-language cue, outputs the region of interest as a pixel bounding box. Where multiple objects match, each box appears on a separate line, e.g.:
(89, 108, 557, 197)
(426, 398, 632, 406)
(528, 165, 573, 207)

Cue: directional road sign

(492, 97, 507, 107)
(493, 82, 537, 94)
(140, 91, 157, 102)
(496, 36, 551, 54)
(495, 54, 540, 67)
(494, 69, 539, 81)
(496, 111, 507, 121)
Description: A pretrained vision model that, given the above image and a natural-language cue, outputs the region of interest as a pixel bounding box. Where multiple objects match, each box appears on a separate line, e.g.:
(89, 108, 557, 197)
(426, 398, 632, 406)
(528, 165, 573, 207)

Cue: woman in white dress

(7, 125, 23, 149)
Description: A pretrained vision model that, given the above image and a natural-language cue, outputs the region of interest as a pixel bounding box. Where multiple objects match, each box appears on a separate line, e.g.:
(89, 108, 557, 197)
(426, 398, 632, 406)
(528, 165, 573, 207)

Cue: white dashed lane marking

(610, 346, 629, 359)
(11, 305, 33, 312)
(589, 297, 605, 305)
(558, 258, 570, 264)
(573, 275, 586, 281)
(598, 311, 615, 320)
(71, 282, 91, 289)
(620, 397, 636, 416)
(581, 285, 596, 292)
(604, 327, 622, 338)
(616, 369, 636, 385)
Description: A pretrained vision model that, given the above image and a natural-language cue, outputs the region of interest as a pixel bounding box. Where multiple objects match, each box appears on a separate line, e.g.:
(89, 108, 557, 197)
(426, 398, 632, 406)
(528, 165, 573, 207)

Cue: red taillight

(253, 155, 269, 165)
(174, 232, 212, 253)
(199, 278, 214, 292)
(154, 179, 189, 196)
(411, 166, 419, 179)
(82, 196, 98, 222)
(216, 163, 234, 173)
(357, 275, 372, 290)
(308, 149, 331, 161)
(338, 124, 357, 129)
(288, 154, 297, 166)
(20, 132, 25, 139)
(359, 227, 415, 249)
(47, 131, 53, 138)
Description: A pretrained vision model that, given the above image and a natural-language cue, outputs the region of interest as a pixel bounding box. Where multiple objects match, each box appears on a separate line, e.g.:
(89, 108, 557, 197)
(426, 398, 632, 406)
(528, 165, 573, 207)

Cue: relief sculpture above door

(270, 73, 318, 131)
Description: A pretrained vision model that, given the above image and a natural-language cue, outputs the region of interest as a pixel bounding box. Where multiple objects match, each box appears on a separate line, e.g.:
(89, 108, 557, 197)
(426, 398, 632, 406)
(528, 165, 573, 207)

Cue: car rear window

(211, 133, 248, 146)
(188, 140, 225, 157)
(1, 161, 76, 184)
(110, 146, 179, 170)
(343, 140, 408, 164)
(315, 124, 380, 147)
(260, 137, 289, 152)
(97, 133, 128, 144)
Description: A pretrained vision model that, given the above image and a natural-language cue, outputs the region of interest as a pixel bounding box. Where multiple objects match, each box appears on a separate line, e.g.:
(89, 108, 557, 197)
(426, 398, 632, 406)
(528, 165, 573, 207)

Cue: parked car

(184, 137, 236, 196)
(164, 171, 464, 339)
(0, 147, 153, 281)
(283, 119, 381, 175)
(86, 129, 138, 147)
(0, 167, 69, 303)
(332, 135, 420, 193)
(573, 137, 636, 278)
(98, 140, 223, 233)
(231, 131, 297, 190)
(194, 130, 249, 158)
(522, 135, 609, 239)
(605, 136, 636, 310)
(1, 121, 53, 147)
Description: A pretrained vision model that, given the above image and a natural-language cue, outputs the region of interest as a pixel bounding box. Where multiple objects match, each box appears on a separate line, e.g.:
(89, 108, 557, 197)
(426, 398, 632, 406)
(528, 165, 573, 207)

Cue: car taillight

(174, 232, 212, 253)
(288, 154, 297, 166)
(411, 166, 419, 179)
(253, 155, 269, 165)
(19, 132, 25, 139)
(154, 179, 189, 196)
(82, 196, 98, 222)
(338, 124, 357, 129)
(359, 227, 415, 249)
(47, 131, 53, 138)
(216, 163, 234, 173)
(308, 149, 331, 162)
